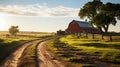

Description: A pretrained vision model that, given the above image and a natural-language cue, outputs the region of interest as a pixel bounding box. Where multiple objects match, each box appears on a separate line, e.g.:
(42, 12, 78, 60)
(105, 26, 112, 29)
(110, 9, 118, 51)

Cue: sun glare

(0, 12, 10, 31)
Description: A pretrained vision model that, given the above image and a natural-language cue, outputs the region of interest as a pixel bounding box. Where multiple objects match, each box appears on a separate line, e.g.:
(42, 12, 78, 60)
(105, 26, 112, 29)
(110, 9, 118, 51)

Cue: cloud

(0, 4, 79, 17)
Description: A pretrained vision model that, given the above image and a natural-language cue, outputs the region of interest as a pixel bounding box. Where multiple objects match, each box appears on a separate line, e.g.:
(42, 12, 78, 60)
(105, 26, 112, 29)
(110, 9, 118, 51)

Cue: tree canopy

(79, 0, 120, 33)
(9, 26, 19, 36)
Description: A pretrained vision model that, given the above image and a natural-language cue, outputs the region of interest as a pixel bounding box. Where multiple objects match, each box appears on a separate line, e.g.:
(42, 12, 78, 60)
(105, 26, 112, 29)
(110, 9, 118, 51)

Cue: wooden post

(79, 33, 81, 37)
(85, 32, 88, 38)
(92, 33, 94, 39)
(109, 34, 112, 42)
(102, 34, 104, 40)
(77, 33, 80, 38)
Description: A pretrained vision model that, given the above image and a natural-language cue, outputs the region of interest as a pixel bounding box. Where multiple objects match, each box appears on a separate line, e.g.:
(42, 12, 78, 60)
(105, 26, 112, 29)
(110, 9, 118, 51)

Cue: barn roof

(73, 20, 94, 28)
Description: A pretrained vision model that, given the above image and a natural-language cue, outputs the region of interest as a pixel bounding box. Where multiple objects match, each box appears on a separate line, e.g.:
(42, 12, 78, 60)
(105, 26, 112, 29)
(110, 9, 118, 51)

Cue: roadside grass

(46, 39, 57, 52)
(46, 38, 83, 67)
(17, 40, 39, 67)
(46, 35, 120, 67)
(60, 35, 120, 63)
(0, 39, 27, 62)
(0, 31, 54, 63)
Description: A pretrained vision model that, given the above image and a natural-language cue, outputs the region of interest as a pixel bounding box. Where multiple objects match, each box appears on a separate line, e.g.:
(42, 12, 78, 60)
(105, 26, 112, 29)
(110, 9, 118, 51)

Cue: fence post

(102, 34, 104, 40)
(109, 34, 112, 42)
(92, 33, 94, 39)
(85, 32, 88, 38)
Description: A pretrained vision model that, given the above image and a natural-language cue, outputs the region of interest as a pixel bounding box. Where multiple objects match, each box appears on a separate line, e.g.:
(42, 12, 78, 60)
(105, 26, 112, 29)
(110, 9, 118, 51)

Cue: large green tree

(9, 26, 19, 36)
(90, 13, 117, 33)
(79, 0, 102, 19)
(79, 0, 120, 33)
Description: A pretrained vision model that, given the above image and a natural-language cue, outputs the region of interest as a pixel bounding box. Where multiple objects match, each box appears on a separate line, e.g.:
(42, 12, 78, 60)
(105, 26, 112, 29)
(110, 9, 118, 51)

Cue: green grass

(81, 64, 95, 67)
(46, 39, 57, 52)
(60, 35, 120, 61)
(46, 38, 83, 67)
(0, 39, 27, 62)
(46, 35, 120, 67)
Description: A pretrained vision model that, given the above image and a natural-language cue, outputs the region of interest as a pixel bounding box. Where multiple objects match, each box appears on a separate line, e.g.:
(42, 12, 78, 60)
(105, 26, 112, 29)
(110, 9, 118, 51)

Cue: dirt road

(0, 40, 37, 67)
(37, 41, 65, 67)
(0, 39, 65, 67)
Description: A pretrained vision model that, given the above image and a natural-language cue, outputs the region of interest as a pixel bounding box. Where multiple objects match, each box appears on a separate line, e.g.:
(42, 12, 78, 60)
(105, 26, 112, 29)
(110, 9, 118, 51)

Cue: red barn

(66, 20, 99, 33)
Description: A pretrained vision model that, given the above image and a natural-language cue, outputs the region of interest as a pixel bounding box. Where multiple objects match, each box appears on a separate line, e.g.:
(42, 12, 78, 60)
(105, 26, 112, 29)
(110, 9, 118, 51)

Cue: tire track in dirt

(17, 40, 41, 67)
(0, 37, 65, 67)
(36, 41, 65, 67)
(0, 40, 38, 67)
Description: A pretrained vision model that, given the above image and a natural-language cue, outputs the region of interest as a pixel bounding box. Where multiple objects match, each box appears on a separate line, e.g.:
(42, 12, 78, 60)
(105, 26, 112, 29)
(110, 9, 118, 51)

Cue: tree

(79, 0, 120, 33)
(100, 2, 120, 20)
(97, 2, 120, 32)
(79, 0, 103, 19)
(79, 0, 103, 32)
(9, 26, 19, 36)
(90, 13, 117, 32)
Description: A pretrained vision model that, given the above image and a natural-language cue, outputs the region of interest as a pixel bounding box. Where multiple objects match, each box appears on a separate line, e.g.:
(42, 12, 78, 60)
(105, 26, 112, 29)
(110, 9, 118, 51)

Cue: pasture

(0, 31, 54, 62)
(46, 34, 120, 67)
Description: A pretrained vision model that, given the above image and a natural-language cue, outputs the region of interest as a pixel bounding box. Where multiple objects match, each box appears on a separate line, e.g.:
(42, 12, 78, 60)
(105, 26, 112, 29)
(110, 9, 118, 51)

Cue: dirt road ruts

(0, 37, 65, 67)
(0, 40, 37, 67)
(37, 41, 65, 67)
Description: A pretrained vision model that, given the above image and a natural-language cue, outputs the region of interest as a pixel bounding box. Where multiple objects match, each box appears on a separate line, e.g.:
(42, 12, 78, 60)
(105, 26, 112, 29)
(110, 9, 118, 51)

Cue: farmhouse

(66, 20, 99, 34)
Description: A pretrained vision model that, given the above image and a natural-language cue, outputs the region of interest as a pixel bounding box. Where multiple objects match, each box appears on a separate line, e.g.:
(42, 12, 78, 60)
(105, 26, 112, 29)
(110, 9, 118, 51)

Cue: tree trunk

(103, 24, 109, 33)
(98, 27, 103, 33)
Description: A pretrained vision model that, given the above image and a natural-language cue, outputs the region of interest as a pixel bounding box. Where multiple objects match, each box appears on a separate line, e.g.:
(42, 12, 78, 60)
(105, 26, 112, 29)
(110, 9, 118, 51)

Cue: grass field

(0, 31, 54, 62)
(46, 34, 120, 67)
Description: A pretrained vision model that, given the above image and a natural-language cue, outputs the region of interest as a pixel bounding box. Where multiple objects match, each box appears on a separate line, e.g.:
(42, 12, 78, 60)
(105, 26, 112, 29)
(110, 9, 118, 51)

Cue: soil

(37, 41, 65, 67)
(0, 39, 65, 67)
(0, 40, 36, 67)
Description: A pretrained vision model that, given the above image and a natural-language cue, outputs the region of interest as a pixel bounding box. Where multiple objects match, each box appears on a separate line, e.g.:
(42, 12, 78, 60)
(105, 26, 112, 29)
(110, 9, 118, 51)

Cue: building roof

(73, 20, 94, 28)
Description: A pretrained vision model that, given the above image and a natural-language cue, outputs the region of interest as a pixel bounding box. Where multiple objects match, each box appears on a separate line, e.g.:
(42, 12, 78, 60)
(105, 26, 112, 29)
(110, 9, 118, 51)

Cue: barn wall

(66, 21, 83, 33)
(66, 20, 100, 34)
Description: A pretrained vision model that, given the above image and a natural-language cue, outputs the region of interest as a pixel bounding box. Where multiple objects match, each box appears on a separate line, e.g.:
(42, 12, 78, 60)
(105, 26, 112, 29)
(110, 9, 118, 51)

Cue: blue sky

(0, 0, 90, 8)
(0, 0, 120, 8)
(0, 0, 120, 32)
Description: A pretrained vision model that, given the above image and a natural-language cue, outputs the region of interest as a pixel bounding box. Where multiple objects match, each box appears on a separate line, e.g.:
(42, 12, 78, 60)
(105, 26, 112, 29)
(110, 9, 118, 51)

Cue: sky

(0, 0, 120, 32)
